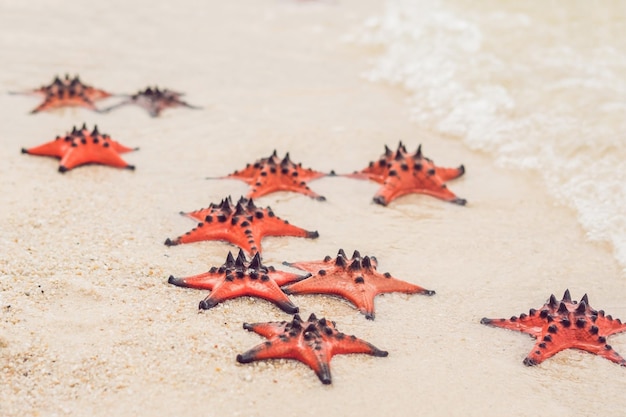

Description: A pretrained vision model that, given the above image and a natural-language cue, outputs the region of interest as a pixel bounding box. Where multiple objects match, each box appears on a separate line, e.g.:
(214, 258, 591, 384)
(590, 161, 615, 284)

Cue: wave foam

(351, 0, 626, 273)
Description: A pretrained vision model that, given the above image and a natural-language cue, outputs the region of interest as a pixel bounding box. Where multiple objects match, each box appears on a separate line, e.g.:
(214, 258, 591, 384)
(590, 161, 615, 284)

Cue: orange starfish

(164, 196, 319, 254)
(208, 151, 331, 200)
(10, 74, 112, 113)
(344, 142, 411, 184)
(237, 313, 388, 384)
(21, 124, 137, 172)
(168, 250, 307, 313)
(282, 249, 435, 320)
(481, 290, 626, 367)
(102, 86, 200, 117)
(347, 142, 466, 206)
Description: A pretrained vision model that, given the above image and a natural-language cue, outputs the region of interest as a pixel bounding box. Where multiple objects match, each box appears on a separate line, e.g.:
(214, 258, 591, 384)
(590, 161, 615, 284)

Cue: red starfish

(168, 250, 307, 313)
(236, 313, 388, 384)
(208, 151, 330, 200)
(21, 124, 137, 172)
(282, 249, 435, 320)
(481, 290, 626, 367)
(10, 74, 112, 114)
(102, 86, 200, 117)
(344, 142, 411, 184)
(164, 196, 319, 254)
(346, 142, 466, 206)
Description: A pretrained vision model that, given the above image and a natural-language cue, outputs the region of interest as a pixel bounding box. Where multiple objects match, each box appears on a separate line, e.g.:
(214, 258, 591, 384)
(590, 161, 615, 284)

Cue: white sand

(1, 1, 625, 416)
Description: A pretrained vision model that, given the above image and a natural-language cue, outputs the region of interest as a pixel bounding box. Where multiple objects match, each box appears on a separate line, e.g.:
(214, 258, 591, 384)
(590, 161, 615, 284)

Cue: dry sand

(1, 1, 625, 416)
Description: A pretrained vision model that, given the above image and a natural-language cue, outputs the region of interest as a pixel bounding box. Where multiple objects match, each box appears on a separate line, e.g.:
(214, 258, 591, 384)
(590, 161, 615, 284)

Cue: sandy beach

(1, 1, 625, 416)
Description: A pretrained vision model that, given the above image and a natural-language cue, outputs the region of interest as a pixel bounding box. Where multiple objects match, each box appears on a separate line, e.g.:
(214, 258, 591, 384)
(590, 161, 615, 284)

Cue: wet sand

(1, 1, 625, 416)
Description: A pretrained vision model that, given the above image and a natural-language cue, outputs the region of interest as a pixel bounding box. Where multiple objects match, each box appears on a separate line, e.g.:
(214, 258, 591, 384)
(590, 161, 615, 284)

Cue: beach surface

(1, 1, 625, 416)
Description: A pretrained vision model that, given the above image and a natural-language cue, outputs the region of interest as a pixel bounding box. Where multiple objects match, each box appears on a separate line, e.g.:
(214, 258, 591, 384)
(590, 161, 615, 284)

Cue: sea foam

(351, 0, 626, 274)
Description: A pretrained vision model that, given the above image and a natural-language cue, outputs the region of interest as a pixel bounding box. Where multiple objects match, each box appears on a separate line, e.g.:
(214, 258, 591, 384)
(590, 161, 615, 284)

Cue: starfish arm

(372, 173, 413, 206)
(220, 158, 273, 182)
(246, 175, 282, 199)
(247, 233, 263, 255)
(242, 321, 291, 339)
(167, 271, 221, 290)
(84, 88, 112, 101)
(418, 185, 465, 205)
(30, 97, 64, 114)
(287, 176, 326, 201)
(21, 138, 69, 158)
(480, 314, 546, 337)
(253, 217, 319, 240)
(282, 259, 333, 274)
(594, 315, 626, 336)
(180, 207, 217, 222)
(222, 171, 258, 184)
(238, 335, 335, 384)
(270, 270, 310, 287)
(300, 347, 333, 384)
(329, 334, 389, 358)
(435, 165, 465, 181)
(367, 272, 434, 295)
(164, 223, 254, 253)
(522, 335, 568, 366)
(58, 144, 133, 172)
(342, 171, 372, 180)
(282, 274, 342, 296)
(8, 89, 46, 97)
(244, 170, 323, 200)
(345, 167, 388, 184)
(176, 99, 202, 110)
(199, 279, 299, 313)
(32, 94, 99, 114)
(344, 151, 395, 184)
(294, 168, 327, 182)
(106, 138, 137, 154)
(236, 339, 301, 364)
(347, 289, 376, 319)
(570, 339, 626, 366)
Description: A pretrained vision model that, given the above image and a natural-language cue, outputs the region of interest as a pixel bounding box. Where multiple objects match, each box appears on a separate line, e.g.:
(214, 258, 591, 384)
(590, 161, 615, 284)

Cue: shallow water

(352, 0, 626, 273)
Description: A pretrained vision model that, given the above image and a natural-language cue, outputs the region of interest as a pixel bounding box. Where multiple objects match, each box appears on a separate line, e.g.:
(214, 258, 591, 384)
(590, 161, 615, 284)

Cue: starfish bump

(481, 290, 626, 367)
(347, 142, 466, 206)
(283, 249, 435, 320)
(10, 74, 112, 113)
(208, 150, 331, 200)
(102, 86, 200, 117)
(164, 196, 319, 254)
(168, 249, 307, 313)
(21, 124, 137, 172)
(236, 313, 388, 384)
